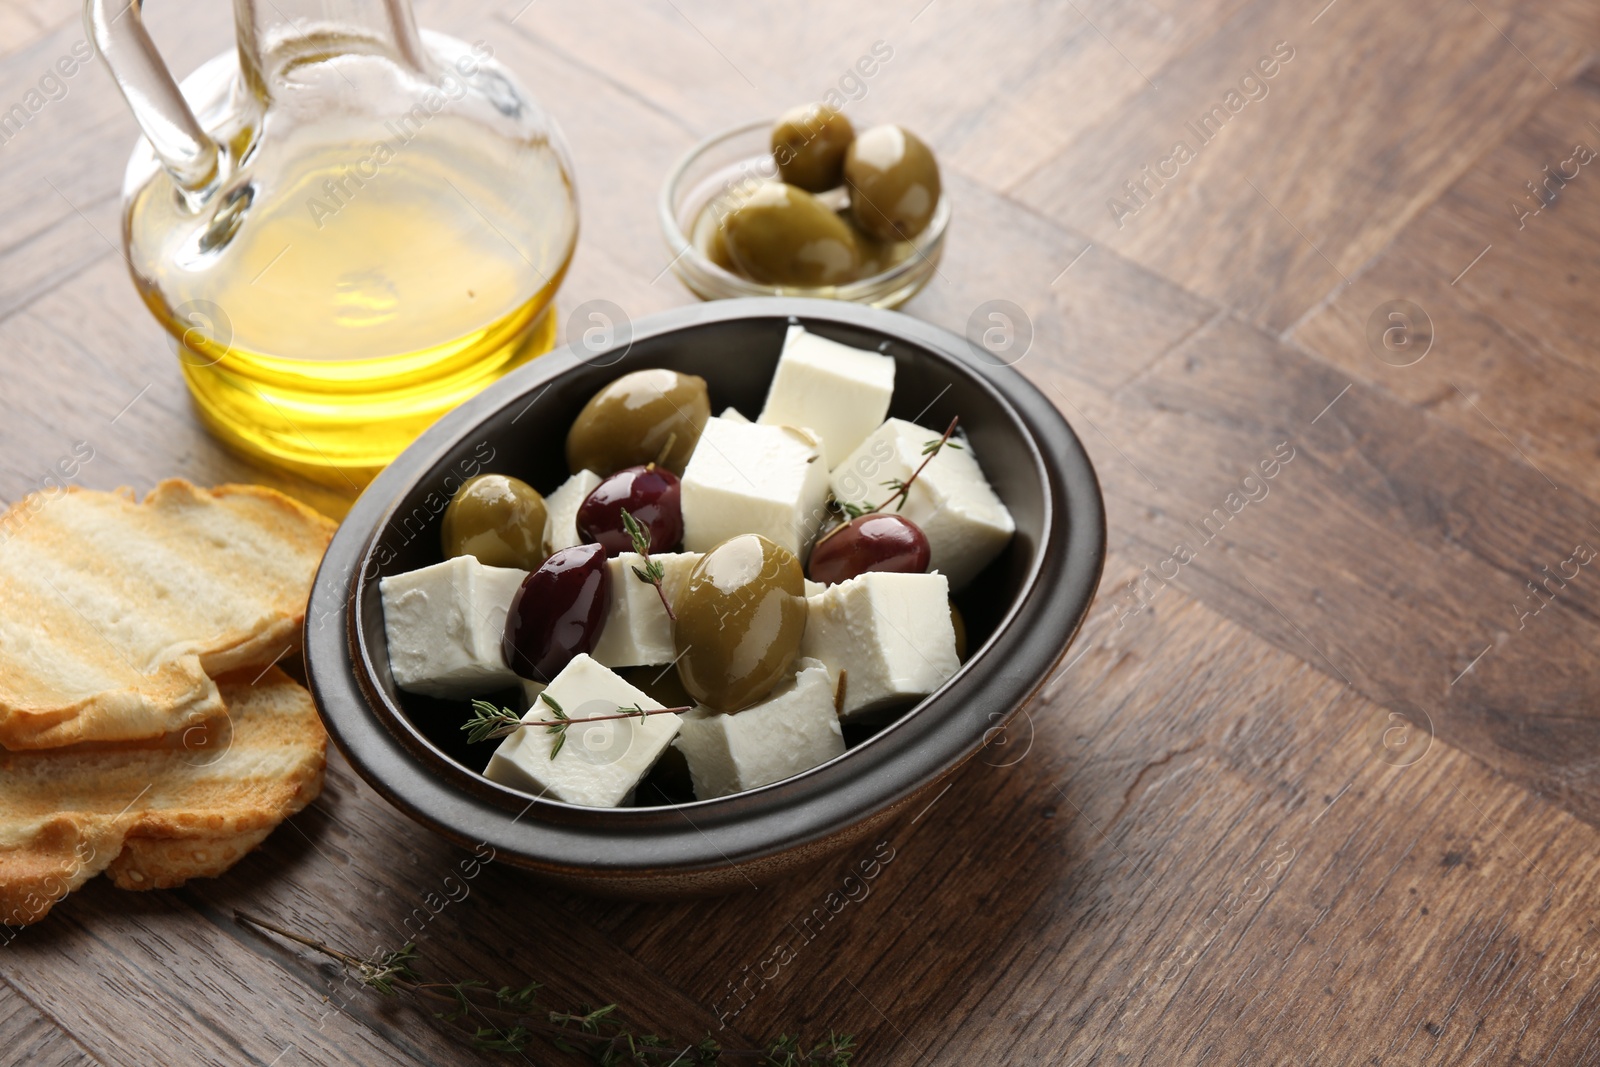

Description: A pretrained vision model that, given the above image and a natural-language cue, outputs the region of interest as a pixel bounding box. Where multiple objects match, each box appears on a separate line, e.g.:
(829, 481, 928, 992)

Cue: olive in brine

(772, 104, 855, 192)
(722, 183, 861, 287)
(844, 125, 941, 242)
(673, 534, 807, 712)
(808, 513, 931, 585)
(566, 369, 711, 477)
(705, 221, 737, 273)
(503, 544, 611, 683)
(577, 464, 683, 555)
(441, 474, 548, 570)
(950, 602, 968, 661)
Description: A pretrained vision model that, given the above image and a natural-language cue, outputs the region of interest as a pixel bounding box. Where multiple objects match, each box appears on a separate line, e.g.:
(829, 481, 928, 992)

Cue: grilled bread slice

(0, 480, 334, 749)
(0, 668, 327, 926)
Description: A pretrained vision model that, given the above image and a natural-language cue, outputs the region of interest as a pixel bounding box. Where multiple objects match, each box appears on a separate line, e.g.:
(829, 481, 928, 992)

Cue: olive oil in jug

(93, 1, 579, 483)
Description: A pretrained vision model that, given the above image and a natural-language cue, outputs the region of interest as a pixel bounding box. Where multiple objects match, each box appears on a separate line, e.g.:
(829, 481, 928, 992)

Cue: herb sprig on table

(840, 415, 962, 518)
(236, 911, 854, 1064)
(464, 693, 690, 756)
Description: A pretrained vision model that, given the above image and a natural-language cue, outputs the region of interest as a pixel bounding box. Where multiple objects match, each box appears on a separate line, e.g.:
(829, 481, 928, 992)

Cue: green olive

(441, 474, 548, 570)
(692, 200, 738, 273)
(673, 534, 807, 712)
(846, 220, 914, 277)
(566, 369, 711, 476)
(844, 124, 941, 242)
(722, 183, 861, 287)
(950, 602, 968, 661)
(704, 222, 737, 273)
(772, 104, 855, 192)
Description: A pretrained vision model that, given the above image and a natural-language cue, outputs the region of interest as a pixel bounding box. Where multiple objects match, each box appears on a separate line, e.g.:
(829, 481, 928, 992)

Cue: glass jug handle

(85, 0, 220, 196)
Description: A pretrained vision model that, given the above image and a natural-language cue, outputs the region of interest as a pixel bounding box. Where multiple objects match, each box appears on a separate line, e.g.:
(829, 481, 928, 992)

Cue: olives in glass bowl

(661, 117, 949, 307)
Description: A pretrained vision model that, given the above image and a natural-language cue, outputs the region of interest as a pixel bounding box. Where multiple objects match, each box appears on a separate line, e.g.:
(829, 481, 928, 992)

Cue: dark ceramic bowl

(304, 298, 1105, 896)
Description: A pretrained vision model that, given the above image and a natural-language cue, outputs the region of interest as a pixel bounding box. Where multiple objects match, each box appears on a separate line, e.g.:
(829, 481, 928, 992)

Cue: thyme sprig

(464, 699, 534, 745)
(235, 911, 854, 1064)
(464, 693, 691, 758)
(839, 416, 962, 519)
(623, 508, 676, 622)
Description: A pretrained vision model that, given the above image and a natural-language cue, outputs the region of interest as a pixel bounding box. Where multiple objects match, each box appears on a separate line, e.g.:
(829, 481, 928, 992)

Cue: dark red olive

(577, 464, 683, 556)
(503, 543, 611, 683)
(808, 513, 931, 585)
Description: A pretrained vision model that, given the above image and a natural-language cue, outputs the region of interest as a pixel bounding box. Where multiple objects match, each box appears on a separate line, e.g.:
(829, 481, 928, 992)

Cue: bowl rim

(657, 118, 949, 303)
(304, 298, 1105, 877)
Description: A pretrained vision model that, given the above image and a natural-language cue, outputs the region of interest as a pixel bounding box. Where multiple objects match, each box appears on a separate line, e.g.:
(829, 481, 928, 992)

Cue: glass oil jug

(88, 0, 579, 484)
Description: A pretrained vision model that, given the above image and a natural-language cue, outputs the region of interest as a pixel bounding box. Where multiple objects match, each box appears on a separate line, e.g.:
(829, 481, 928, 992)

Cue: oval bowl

(305, 298, 1105, 896)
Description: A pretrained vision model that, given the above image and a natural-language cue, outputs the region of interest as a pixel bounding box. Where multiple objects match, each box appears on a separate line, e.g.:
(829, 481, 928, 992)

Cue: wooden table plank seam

(0, 975, 102, 1067)
(14, 913, 263, 1067)
(246, 781, 768, 1054)
(495, 12, 720, 143)
(201, 896, 493, 1067)
(1086, 303, 1600, 755)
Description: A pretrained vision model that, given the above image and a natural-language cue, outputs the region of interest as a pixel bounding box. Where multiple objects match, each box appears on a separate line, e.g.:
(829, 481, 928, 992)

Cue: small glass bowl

(659, 118, 948, 308)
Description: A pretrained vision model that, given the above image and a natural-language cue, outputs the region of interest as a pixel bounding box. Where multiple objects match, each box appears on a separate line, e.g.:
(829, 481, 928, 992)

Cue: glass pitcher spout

(234, 0, 428, 97)
(89, 0, 580, 486)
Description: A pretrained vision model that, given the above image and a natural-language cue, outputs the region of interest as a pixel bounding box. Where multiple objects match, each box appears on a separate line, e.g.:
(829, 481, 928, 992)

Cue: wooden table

(5, 0, 1600, 1062)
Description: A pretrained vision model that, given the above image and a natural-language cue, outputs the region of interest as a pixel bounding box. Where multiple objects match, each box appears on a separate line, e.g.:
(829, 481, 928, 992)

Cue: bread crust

(0, 668, 327, 925)
(0, 479, 335, 749)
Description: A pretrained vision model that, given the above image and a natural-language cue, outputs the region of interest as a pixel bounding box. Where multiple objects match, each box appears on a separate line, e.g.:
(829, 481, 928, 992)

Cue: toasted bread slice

(0, 668, 326, 925)
(0, 479, 334, 749)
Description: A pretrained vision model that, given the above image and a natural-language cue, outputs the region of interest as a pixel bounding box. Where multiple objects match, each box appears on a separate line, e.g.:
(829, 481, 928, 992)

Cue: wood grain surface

(3, 0, 1599, 1064)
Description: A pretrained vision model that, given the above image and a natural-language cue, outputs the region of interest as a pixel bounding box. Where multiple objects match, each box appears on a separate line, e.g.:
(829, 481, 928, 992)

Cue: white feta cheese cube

(680, 416, 829, 559)
(544, 469, 602, 554)
(380, 556, 527, 698)
(675, 659, 844, 799)
(800, 572, 959, 718)
(758, 325, 895, 467)
(591, 552, 702, 667)
(830, 419, 1015, 590)
(719, 406, 750, 423)
(484, 654, 682, 807)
